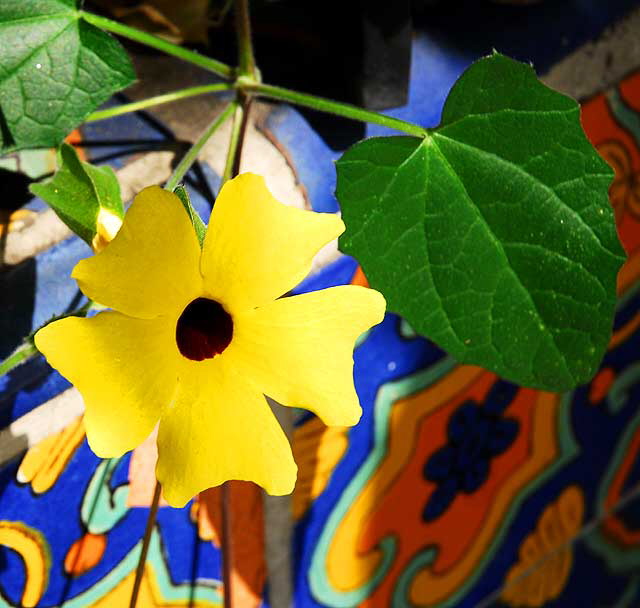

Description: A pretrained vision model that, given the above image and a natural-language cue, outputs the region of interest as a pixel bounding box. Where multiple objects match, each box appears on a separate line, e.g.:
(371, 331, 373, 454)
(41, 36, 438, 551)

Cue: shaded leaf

(336, 52, 625, 391)
(30, 143, 123, 247)
(0, 0, 135, 152)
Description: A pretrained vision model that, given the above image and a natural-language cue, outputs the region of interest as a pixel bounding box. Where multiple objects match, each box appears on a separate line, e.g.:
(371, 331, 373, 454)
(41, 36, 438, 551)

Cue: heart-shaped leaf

(336, 52, 625, 391)
(0, 0, 135, 152)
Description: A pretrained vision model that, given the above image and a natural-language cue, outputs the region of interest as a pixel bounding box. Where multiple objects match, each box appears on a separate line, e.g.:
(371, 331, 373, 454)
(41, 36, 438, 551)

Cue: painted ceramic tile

(2, 3, 640, 607)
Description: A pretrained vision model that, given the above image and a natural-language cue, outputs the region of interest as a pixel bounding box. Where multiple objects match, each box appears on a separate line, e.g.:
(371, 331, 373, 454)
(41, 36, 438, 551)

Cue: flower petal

(35, 312, 179, 457)
(200, 173, 344, 312)
(229, 285, 386, 426)
(156, 361, 296, 508)
(72, 186, 202, 319)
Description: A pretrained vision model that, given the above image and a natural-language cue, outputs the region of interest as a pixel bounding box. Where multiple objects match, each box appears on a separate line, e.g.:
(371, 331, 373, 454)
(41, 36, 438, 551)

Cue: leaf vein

(429, 137, 574, 382)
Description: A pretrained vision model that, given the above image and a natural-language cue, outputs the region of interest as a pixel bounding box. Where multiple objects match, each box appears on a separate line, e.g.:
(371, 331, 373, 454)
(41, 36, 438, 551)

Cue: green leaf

(0, 0, 135, 152)
(336, 52, 625, 391)
(30, 142, 123, 247)
(173, 184, 206, 246)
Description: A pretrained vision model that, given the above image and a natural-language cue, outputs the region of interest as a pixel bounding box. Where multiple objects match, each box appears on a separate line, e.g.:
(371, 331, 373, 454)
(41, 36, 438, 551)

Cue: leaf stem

(0, 341, 37, 377)
(165, 102, 236, 191)
(221, 98, 247, 185)
(80, 11, 234, 80)
(81, 8, 427, 137)
(85, 84, 234, 123)
(247, 82, 428, 137)
(234, 0, 257, 78)
(232, 94, 253, 177)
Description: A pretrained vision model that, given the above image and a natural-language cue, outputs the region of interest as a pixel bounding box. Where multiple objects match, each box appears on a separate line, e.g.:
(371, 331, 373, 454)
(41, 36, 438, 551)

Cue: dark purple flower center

(176, 297, 233, 361)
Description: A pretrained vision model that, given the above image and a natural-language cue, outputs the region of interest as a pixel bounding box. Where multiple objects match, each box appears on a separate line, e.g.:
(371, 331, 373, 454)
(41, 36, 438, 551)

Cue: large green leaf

(0, 0, 135, 152)
(30, 143, 123, 247)
(336, 52, 625, 391)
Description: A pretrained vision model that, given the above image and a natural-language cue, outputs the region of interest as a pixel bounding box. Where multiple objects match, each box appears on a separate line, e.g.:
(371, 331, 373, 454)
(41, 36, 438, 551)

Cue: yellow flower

(35, 174, 385, 508)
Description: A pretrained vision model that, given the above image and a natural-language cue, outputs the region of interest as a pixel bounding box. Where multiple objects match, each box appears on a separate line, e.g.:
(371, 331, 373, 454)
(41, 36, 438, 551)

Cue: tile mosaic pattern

(1, 3, 640, 606)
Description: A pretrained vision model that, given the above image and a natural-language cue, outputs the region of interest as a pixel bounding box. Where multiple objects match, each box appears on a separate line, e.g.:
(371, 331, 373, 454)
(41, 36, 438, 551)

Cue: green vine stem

(165, 102, 237, 191)
(234, 0, 257, 78)
(248, 81, 428, 137)
(0, 341, 37, 376)
(86, 84, 234, 123)
(221, 98, 247, 185)
(80, 11, 234, 80)
(82, 9, 427, 136)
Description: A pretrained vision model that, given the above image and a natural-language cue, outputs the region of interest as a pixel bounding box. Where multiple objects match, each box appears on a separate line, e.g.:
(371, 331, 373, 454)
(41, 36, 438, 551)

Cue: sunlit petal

(157, 359, 297, 508)
(35, 312, 179, 457)
(73, 186, 202, 319)
(229, 286, 386, 426)
(200, 173, 344, 312)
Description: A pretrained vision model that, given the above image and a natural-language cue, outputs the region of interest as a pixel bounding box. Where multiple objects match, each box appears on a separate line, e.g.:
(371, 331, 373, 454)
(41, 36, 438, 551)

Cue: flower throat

(176, 298, 233, 361)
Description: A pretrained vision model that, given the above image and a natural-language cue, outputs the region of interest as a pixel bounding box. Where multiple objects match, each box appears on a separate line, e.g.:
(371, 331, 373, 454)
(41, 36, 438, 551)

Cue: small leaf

(336, 52, 625, 391)
(173, 184, 206, 246)
(30, 143, 124, 248)
(0, 0, 135, 152)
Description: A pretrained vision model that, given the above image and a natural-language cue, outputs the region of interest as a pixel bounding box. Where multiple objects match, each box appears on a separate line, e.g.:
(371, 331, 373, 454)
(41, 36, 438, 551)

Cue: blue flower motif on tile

(422, 381, 520, 522)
